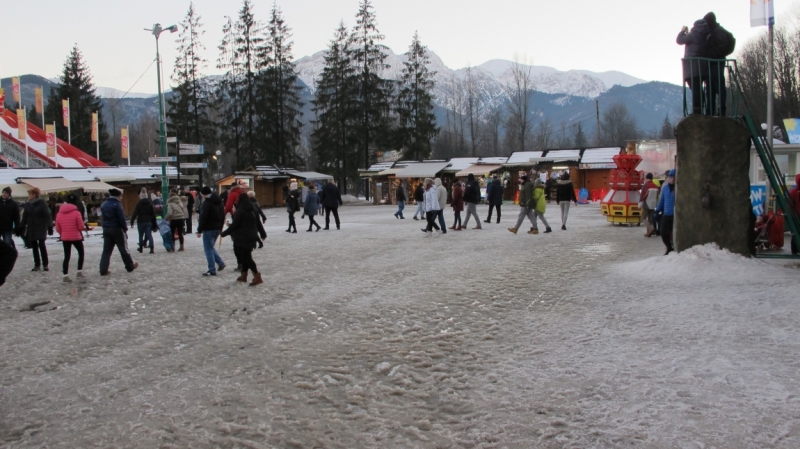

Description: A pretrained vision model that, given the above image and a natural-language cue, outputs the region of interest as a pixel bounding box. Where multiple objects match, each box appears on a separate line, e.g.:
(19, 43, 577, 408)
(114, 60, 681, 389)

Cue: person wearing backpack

(639, 173, 660, 237)
(677, 19, 710, 115)
(704, 12, 735, 116)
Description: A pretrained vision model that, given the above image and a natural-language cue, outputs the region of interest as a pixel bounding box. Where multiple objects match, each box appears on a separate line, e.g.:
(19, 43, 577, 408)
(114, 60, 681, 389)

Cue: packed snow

(1, 203, 799, 448)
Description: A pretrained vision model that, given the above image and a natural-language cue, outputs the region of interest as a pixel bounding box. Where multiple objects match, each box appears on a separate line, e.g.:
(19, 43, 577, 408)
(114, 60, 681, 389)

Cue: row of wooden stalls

(215, 165, 333, 208)
(360, 147, 626, 205)
(0, 166, 191, 219)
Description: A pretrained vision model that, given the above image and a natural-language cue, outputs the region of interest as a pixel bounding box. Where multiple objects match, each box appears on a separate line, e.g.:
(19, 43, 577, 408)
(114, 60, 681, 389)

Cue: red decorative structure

(600, 154, 643, 224)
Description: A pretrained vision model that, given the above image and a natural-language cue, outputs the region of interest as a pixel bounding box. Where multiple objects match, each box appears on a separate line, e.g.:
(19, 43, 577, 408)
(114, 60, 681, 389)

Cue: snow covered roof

(533, 149, 582, 163)
(443, 158, 480, 172)
(505, 151, 544, 165)
(392, 161, 450, 178)
(455, 164, 504, 177)
(581, 147, 622, 165)
(0, 166, 182, 186)
(285, 171, 333, 180)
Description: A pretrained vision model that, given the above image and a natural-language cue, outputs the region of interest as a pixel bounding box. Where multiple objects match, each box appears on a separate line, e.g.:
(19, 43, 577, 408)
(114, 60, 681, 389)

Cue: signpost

(180, 162, 207, 169)
(149, 156, 177, 163)
(166, 136, 177, 143)
(179, 144, 204, 155)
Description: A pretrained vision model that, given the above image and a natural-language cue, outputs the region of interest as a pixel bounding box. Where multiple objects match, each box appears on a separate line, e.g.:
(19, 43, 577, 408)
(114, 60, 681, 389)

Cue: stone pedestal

(675, 116, 752, 256)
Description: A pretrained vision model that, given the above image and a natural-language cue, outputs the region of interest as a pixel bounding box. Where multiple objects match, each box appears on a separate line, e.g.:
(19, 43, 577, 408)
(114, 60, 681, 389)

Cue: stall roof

(580, 147, 622, 165)
(285, 170, 333, 181)
(505, 151, 544, 165)
(455, 164, 504, 177)
(392, 161, 450, 178)
(17, 177, 81, 193)
(360, 162, 396, 176)
(74, 180, 120, 193)
(532, 149, 582, 163)
(443, 158, 480, 173)
(0, 182, 34, 198)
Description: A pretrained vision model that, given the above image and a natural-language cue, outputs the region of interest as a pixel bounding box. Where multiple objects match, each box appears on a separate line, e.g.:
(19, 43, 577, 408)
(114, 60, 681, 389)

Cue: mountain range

(2, 48, 683, 152)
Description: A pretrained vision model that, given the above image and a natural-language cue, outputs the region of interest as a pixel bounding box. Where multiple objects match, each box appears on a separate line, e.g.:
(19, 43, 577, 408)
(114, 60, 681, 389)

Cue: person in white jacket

(434, 178, 448, 234)
(420, 178, 441, 236)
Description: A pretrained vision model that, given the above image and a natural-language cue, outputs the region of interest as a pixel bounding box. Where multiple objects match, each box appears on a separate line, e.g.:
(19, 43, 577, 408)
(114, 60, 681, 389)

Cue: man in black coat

(462, 173, 482, 229)
(412, 183, 425, 220)
(99, 189, 138, 276)
(221, 193, 266, 285)
(677, 19, 710, 114)
(319, 180, 343, 230)
(0, 239, 17, 287)
(704, 12, 733, 116)
(1, 187, 20, 248)
(19, 188, 53, 271)
(484, 176, 504, 224)
(196, 186, 226, 276)
(184, 187, 195, 234)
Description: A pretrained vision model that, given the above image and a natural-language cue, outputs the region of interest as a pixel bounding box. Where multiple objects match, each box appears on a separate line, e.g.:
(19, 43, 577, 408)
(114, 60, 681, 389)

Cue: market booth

(216, 166, 288, 208)
(503, 152, 543, 200)
(360, 162, 402, 205)
(390, 161, 450, 205)
(578, 147, 622, 200)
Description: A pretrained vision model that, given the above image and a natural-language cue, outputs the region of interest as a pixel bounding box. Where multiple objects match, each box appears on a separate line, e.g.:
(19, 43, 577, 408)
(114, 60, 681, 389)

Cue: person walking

(640, 173, 660, 237)
(462, 173, 482, 229)
(151, 191, 164, 217)
(508, 175, 537, 235)
(420, 178, 441, 236)
(450, 181, 464, 231)
(484, 175, 504, 224)
(19, 188, 53, 271)
(677, 19, 710, 114)
(285, 181, 300, 233)
(195, 186, 226, 276)
(531, 179, 552, 234)
(304, 184, 322, 231)
(0, 239, 17, 287)
(394, 182, 406, 219)
(221, 193, 266, 286)
(131, 188, 157, 254)
(99, 189, 138, 276)
(434, 178, 448, 233)
(320, 179, 342, 230)
(655, 169, 677, 255)
(166, 190, 188, 251)
(55, 194, 86, 282)
(1, 187, 20, 248)
(247, 190, 267, 247)
(412, 183, 425, 220)
(183, 188, 195, 234)
(223, 183, 244, 218)
(556, 172, 578, 230)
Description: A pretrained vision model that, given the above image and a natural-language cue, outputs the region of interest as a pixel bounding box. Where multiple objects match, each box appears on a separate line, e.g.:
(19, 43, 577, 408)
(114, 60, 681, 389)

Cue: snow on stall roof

(285, 171, 333, 181)
(581, 147, 622, 164)
(534, 149, 582, 163)
(392, 161, 450, 178)
(443, 158, 480, 172)
(506, 151, 544, 165)
(0, 166, 181, 186)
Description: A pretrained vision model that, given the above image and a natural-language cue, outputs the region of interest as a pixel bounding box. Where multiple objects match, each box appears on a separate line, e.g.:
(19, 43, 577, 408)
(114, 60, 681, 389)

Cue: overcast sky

(2, 0, 797, 94)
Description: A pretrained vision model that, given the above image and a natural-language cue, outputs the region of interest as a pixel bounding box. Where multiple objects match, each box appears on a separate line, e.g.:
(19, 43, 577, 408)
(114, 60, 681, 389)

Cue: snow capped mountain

(294, 48, 647, 105)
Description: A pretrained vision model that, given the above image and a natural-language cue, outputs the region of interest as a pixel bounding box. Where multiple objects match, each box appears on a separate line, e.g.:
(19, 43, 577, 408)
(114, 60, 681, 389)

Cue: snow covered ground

(1, 203, 799, 448)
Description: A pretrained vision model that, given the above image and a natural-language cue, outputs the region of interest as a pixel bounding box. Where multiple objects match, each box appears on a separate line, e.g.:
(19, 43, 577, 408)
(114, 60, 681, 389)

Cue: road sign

(166, 136, 177, 143)
(180, 162, 208, 169)
(179, 144, 204, 155)
(149, 156, 177, 163)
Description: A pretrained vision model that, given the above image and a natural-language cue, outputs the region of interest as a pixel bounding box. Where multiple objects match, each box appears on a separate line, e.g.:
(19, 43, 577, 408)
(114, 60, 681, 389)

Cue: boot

(507, 227, 517, 234)
(456, 225, 462, 231)
(449, 225, 456, 230)
(249, 272, 263, 286)
(137, 244, 143, 253)
(150, 245, 155, 254)
(644, 227, 654, 237)
(544, 227, 552, 233)
(76, 271, 85, 279)
(63, 275, 72, 283)
(236, 270, 248, 283)
(528, 228, 539, 235)
(178, 243, 185, 252)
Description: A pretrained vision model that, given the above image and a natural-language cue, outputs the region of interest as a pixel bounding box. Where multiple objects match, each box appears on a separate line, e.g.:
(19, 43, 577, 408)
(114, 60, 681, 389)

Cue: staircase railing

(1, 134, 50, 168)
(682, 57, 800, 257)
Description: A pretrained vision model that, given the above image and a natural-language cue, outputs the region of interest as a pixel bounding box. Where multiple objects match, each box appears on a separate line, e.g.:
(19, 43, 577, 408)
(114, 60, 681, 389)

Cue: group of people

(284, 179, 343, 233)
(638, 169, 677, 255)
(677, 11, 735, 116)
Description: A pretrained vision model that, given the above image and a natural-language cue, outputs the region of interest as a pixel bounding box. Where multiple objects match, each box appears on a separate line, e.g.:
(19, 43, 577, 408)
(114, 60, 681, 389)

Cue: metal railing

(0, 134, 50, 168)
(682, 57, 800, 257)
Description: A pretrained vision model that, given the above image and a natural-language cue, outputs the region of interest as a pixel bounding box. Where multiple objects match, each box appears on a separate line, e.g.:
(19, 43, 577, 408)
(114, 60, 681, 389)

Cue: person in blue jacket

(99, 189, 138, 275)
(655, 169, 676, 255)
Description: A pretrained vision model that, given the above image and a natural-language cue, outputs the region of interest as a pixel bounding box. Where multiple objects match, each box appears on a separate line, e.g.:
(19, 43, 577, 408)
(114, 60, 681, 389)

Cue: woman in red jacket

(55, 194, 86, 282)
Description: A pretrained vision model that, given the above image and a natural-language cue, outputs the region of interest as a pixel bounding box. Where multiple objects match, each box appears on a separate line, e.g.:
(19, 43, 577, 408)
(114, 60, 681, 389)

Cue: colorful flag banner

(783, 118, 800, 144)
(35, 87, 43, 113)
(62, 99, 70, 127)
(0, 88, 5, 114)
(751, 0, 775, 27)
(121, 128, 130, 159)
(17, 109, 26, 140)
(45, 124, 56, 157)
(11, 77, 20, 104)
(91, 112, 98, 142)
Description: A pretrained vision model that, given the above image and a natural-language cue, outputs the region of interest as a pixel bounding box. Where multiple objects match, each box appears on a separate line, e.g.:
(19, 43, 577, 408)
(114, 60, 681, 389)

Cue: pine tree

(168, 3, 216, 150)
(43, 45, 111, 162)
(257, 4, 303, 166)
(395, 32, 438, 161)
(660, 114, 674, 139)
(312, 22, 358, 189)
(215, 15, 245, 171)
(351, 0, 392, 171)
(574, 122, 588, 148)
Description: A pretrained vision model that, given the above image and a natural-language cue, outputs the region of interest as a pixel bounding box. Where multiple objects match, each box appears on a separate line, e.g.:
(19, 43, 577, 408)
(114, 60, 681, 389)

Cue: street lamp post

(144, 23, 178, 203)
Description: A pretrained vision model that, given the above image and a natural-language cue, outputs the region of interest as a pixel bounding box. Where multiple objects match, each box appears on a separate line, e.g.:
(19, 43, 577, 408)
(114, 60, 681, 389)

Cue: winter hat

(703, 12, 717, 27)
(309, 184, 317, 190)
(247, 190, 256, 198)
(520, 174, 529, 181)
(533, 179, 542, 187)
(468, 173, 475, 181)
(2, 187, 11, 195)
(109, 188, 122, 197)
(200, 186, 212, 195)
(66, 194, 79, 205)
(668, 169, 676, 177)
(139, 188, 148, 199)
(561, 173, 570, 181)
(646, 172, 653, 180)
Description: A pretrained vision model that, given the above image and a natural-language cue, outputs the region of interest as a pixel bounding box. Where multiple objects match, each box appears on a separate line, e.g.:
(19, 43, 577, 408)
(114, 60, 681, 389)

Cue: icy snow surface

(1, 205, 799, 448)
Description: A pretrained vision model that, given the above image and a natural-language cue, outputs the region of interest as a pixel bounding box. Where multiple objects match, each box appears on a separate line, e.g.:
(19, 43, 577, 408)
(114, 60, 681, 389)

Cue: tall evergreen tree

(168, 3, 216, 150)
(43, 45, 111, 162)
(257, 4, 303, 166)
(312, 22, 358, 190)
(395, 32, 438, 161)
(216, 15, 245, 170)
(659, 114, 674, 139)
(574, 122, 588, 148)
(351, 0, 392, 171)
